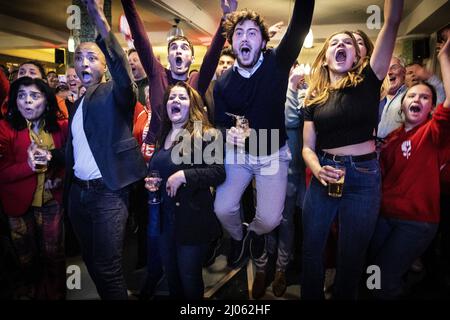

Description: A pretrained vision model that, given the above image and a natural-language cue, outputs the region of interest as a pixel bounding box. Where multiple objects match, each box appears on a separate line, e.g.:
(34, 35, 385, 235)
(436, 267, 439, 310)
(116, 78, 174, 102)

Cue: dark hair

(167, 36, 194, 55)
(220, 46, 236, 59)
(400, 81, 437, 107)
(6, 77, 62, 132)
(18, 60, 46, 79)
(405, 61, 423, 68)
(157, 81, 213, 149)
(223, 9, 270, 48)
(353, 30, 374, 57)
(127, 48, 137, 57)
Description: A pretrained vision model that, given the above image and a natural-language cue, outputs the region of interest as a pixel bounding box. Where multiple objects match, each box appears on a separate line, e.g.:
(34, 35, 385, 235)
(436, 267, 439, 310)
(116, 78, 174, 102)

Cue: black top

(214, 0, 315, 156)
(150, 146, 177, 222)
(303, 64, 382, 150)
(148, 138, 225, 245)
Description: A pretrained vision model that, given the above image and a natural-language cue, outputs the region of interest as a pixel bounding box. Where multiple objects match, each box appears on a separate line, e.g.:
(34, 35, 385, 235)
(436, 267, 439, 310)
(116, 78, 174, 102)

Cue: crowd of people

(0, 0, 449, 301)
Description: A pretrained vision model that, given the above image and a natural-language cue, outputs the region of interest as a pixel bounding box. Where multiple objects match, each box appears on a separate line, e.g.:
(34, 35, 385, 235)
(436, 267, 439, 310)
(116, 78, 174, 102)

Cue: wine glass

(147, 170, 162, 204)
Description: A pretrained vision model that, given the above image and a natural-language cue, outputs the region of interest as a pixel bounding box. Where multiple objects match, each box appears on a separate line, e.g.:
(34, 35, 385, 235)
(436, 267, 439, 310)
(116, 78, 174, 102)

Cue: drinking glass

(328, 165, 346, 198)
(147, 170, 162, 204)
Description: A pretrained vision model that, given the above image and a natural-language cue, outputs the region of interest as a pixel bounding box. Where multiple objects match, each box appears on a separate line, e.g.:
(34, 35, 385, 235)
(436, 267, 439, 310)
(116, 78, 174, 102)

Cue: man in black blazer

(65, 0, 146, 299)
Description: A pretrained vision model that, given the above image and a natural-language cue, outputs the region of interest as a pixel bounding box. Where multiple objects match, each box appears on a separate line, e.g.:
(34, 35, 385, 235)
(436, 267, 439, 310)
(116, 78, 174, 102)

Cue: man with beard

(212, 0, 315, 291)
(121, 0, 237, 145)
(65, 0, 146, 299)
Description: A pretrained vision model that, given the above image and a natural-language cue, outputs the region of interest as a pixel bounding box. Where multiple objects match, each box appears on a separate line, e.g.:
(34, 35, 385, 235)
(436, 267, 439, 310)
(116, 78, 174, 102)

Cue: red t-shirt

(380, 104, 450, 223)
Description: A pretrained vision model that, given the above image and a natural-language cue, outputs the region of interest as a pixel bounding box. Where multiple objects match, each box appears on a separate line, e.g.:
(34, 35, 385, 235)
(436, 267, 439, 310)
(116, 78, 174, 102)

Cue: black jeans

(68, 181, 129, 300)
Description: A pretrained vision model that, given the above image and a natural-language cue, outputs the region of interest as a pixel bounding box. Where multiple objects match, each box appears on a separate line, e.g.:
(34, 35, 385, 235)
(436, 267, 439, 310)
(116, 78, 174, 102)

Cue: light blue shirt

(233, 53, 264, 78)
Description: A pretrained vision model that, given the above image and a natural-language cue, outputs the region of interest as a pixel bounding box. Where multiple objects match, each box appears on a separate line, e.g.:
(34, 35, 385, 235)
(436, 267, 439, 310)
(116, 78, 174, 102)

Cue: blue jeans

(301, 155, 381, 299)
(141, 202, 164, 297)
(158, 210, 208, 299)
(369, 216, 438, 299)
(68, 182, 129, 300)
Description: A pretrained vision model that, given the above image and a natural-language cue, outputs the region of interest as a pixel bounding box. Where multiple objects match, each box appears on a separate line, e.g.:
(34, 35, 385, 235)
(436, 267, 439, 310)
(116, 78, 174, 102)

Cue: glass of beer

(33, 144, 49, 173)
(236, 116, 250, 153)
(328, 165, 346, 198)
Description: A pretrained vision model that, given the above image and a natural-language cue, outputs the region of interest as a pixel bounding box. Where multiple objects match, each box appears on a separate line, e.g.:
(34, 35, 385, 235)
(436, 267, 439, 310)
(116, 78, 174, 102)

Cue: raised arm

(84, 0, 110, 38)
(121, 0, 162, 79)
(85, 0, 136, 107)
(195, 0, 237, 96)
(276, 0, 315, 68)
(370, 0, 404, 80)
(438, 38, 450, 108)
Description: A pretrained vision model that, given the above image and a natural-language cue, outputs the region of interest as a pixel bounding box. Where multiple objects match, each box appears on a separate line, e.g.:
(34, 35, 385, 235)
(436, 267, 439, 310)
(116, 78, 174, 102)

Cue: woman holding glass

(144, 81, 225, 299)
(0, 77, 68, 299)
(301, 0, 403, 299)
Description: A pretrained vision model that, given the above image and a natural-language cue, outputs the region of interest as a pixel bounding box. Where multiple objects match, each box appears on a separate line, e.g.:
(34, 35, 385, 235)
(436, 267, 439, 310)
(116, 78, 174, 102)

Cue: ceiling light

(167, 18, 184, 42)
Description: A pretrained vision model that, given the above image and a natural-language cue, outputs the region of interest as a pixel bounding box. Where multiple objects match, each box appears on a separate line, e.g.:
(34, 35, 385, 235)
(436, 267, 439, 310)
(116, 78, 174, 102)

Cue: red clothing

(132, 101, 154, 163)
(0, 119, 68, 217)
(380, 104, 450, 223)
(0, 69, 9, 117)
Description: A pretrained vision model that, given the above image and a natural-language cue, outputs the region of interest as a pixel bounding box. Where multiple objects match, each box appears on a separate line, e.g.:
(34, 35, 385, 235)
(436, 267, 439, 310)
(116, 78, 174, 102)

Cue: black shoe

(252, 271, 267, 299)
(203, 236, 223, 267)
(227, 228, 250, 269)
(249, 232, 266, 260)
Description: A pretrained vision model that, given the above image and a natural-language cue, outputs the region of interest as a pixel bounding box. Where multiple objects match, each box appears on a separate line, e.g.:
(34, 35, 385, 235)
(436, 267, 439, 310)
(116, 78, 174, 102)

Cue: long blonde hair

(304, 31, 369, 107)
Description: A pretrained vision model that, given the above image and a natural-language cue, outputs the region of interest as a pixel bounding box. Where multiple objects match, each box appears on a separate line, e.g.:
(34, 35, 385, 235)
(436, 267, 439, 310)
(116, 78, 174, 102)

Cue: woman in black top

(144, 82, 225, 299)
(301, 0, 403, 299)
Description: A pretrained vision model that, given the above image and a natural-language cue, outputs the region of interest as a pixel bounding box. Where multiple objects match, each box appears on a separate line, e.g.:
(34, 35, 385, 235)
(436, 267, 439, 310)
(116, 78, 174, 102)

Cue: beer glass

(33, 144, 49, 173)
(328, 165, 346, 198)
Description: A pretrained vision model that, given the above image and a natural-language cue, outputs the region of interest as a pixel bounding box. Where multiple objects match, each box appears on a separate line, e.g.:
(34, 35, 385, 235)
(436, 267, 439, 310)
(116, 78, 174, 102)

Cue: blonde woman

(301, 0, 404, 299)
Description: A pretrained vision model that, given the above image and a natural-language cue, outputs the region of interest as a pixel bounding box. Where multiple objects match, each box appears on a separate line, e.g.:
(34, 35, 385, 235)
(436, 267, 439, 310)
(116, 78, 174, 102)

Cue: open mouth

(240, 46, 251, 59)
(175, 57, 183, 67)
(409, 104, 422, 113)
(171, 105, 181, 114)
(69, 81, 77, 88)
(389, 76, 397, 83)
(81, 71, 92, 82)
(335, 49, 347, 63)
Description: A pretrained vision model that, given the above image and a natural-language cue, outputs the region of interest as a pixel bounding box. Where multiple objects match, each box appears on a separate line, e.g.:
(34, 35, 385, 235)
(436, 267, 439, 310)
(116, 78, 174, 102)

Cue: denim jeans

(158, 209, 208, 299)
(68, 182, 129, 300)
(301, 155, 381, 299)
(369, 216, 438, 299)
(141, 202, 164, 297)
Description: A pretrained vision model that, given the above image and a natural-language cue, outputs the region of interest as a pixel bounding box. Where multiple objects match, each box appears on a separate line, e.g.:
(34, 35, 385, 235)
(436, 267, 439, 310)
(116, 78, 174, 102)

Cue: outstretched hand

(83, 0, 104, 15)
(221, 0, 238, 18)
(268, 21, 284, 39)
(437, 38, 450, 60)
(82, 0, 110, 37)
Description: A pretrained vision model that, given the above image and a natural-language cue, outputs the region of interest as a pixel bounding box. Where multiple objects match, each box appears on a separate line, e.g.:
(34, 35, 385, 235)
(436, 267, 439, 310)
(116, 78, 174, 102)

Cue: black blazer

(65, 32, 147, 197)
(149, 137, 225, 245)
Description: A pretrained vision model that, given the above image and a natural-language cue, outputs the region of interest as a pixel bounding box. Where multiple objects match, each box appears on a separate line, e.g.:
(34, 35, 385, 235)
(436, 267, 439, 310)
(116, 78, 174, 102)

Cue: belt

(73, 176, 104, 188)
(319, 150, 377, 162)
